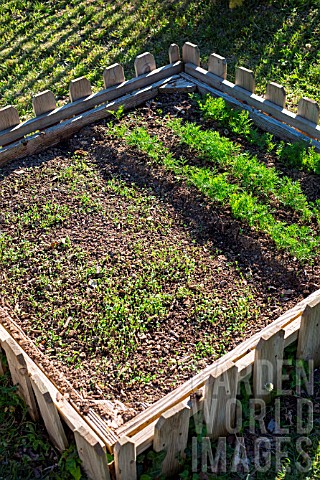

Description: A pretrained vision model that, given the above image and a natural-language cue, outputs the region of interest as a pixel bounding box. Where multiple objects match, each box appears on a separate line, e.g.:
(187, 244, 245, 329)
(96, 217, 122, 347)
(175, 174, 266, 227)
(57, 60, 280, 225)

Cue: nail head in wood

(208, 53, 227, 79)
(297, 297, 320, 366)
(169, 44, 180, 64)
(182, 42, 200, 66)
(265, 82, 286, 108)
(153, 402, 190, 476)
(32, 90, 56, 116)
(235, 66, 255, 93)
(0, 105, 20, 131)
(103, 63, 125, 89)
(134, 52, 156, 77)
(114, 435, 137, 480)
(298, 97, 319, 124)
(69, 77, 92, 102)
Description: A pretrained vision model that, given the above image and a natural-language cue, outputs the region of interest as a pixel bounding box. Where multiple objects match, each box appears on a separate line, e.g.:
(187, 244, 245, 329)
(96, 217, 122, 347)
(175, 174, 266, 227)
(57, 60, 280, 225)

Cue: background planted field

(0, 0, 319, 118)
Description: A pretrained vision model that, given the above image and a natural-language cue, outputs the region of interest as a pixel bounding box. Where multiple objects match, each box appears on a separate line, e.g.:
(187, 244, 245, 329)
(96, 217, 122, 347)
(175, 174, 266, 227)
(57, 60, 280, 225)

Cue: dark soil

(0, 92, 319, 428)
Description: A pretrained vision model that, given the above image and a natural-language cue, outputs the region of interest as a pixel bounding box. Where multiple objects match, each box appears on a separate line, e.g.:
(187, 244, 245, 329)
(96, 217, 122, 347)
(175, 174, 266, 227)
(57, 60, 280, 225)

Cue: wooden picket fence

(1, 42, 320, 480)
(0, 42, 320, 170)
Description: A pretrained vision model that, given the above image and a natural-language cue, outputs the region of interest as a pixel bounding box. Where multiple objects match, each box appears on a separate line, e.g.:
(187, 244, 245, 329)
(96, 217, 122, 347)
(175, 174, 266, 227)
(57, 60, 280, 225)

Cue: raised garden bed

(1, 43, 320, 479)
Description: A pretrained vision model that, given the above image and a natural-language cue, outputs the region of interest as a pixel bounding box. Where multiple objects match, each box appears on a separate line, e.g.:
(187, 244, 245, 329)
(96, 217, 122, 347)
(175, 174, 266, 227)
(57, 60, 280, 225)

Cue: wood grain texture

(31, 373, 69, 451)
(265, 82, 286, 108)
(134, 52, 156, 76)
(159, 77, 196, 93)
(0, 75, 179, 167)
(0, 315, 115, 452)
(298, 97, 319, 124)
(103, 63, 125, 88)
(253, 329, 285, 402)
(32, 90, 56, 116)
(0, 105, 20, 131)
(208, 53, 227, 79)
(75, 425, 110, 480)
(69, 77, 92, 102)
(204, 362, 238, 438)
(117, 289, 320, 439)
(182, 42, 200, 66)
(183, 65, 320, 147)
(235, 66, 255, 93)
(153, 402, 190, 476)
(114, 436, 137, 480)
(297, 296, 320, 366)
(169, 43, 180, 63)
(0, 62, 182, 147)
(2, 337, 39, 421)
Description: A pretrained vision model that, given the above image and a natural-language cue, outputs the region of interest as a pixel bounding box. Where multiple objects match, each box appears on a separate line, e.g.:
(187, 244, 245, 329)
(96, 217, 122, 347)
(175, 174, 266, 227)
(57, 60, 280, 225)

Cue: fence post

(69, 77, 92, 102)
(169, 43, 180, 63)
(182, 42, 200, 66)
(298, 97, 319, 124)
(74, 425, 110, 480)
(153, 401, 190, 476)
(103, 64, 125, 88)
(265, 82, 286, 108)
(114, 435, 137, 480)
(235, 66, 255, 93)
(31, 373, 69, 451)
(203, 362, 238, 438)
(0, 105, 20, 131)
(253, 329, 285, 402)
(208, 53, 227, 79)
(297, 296, 320, 366)
(32, 90, 56, 116)
(2, 337, 39, 421)
(134, 52, 156, 76)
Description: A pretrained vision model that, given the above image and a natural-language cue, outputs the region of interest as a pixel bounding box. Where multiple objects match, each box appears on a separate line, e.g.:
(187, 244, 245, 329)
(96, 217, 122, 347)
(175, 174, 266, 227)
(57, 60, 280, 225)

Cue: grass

(0, 1, 319, 119)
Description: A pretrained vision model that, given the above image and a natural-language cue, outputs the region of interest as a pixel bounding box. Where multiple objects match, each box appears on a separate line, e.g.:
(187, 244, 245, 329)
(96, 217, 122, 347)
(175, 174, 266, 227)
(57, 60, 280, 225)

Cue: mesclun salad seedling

(196, 95, 320, 175)
(107, 122, 319, 261)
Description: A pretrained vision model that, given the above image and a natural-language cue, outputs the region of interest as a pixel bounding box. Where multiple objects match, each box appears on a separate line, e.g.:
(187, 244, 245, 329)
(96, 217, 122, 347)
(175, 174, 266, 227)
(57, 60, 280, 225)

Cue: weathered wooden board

(2, 337, 39, 421)
(114, 436, 137, 480)
(75, 425, 110, 480)
(182, 42, 200, 66)
(265, 82, 286, 108)
(184, 63, 320, 140)
(32, 91, 56, 116)
(134, 52, 156, 76)
(253, 329, 285, 402)
(103, 64, 125, 88)
(0, 62, 183, 147)
(31, 373, 69, 451)
(297, 296, 320, 366)
(0, 106, 20, 131)
(0, 75, 179, 167)
(153, 402, 190, 476)
(204, 363, 238, 438)
(70, 77, 92, 102)
(208, 53, 227, 79)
